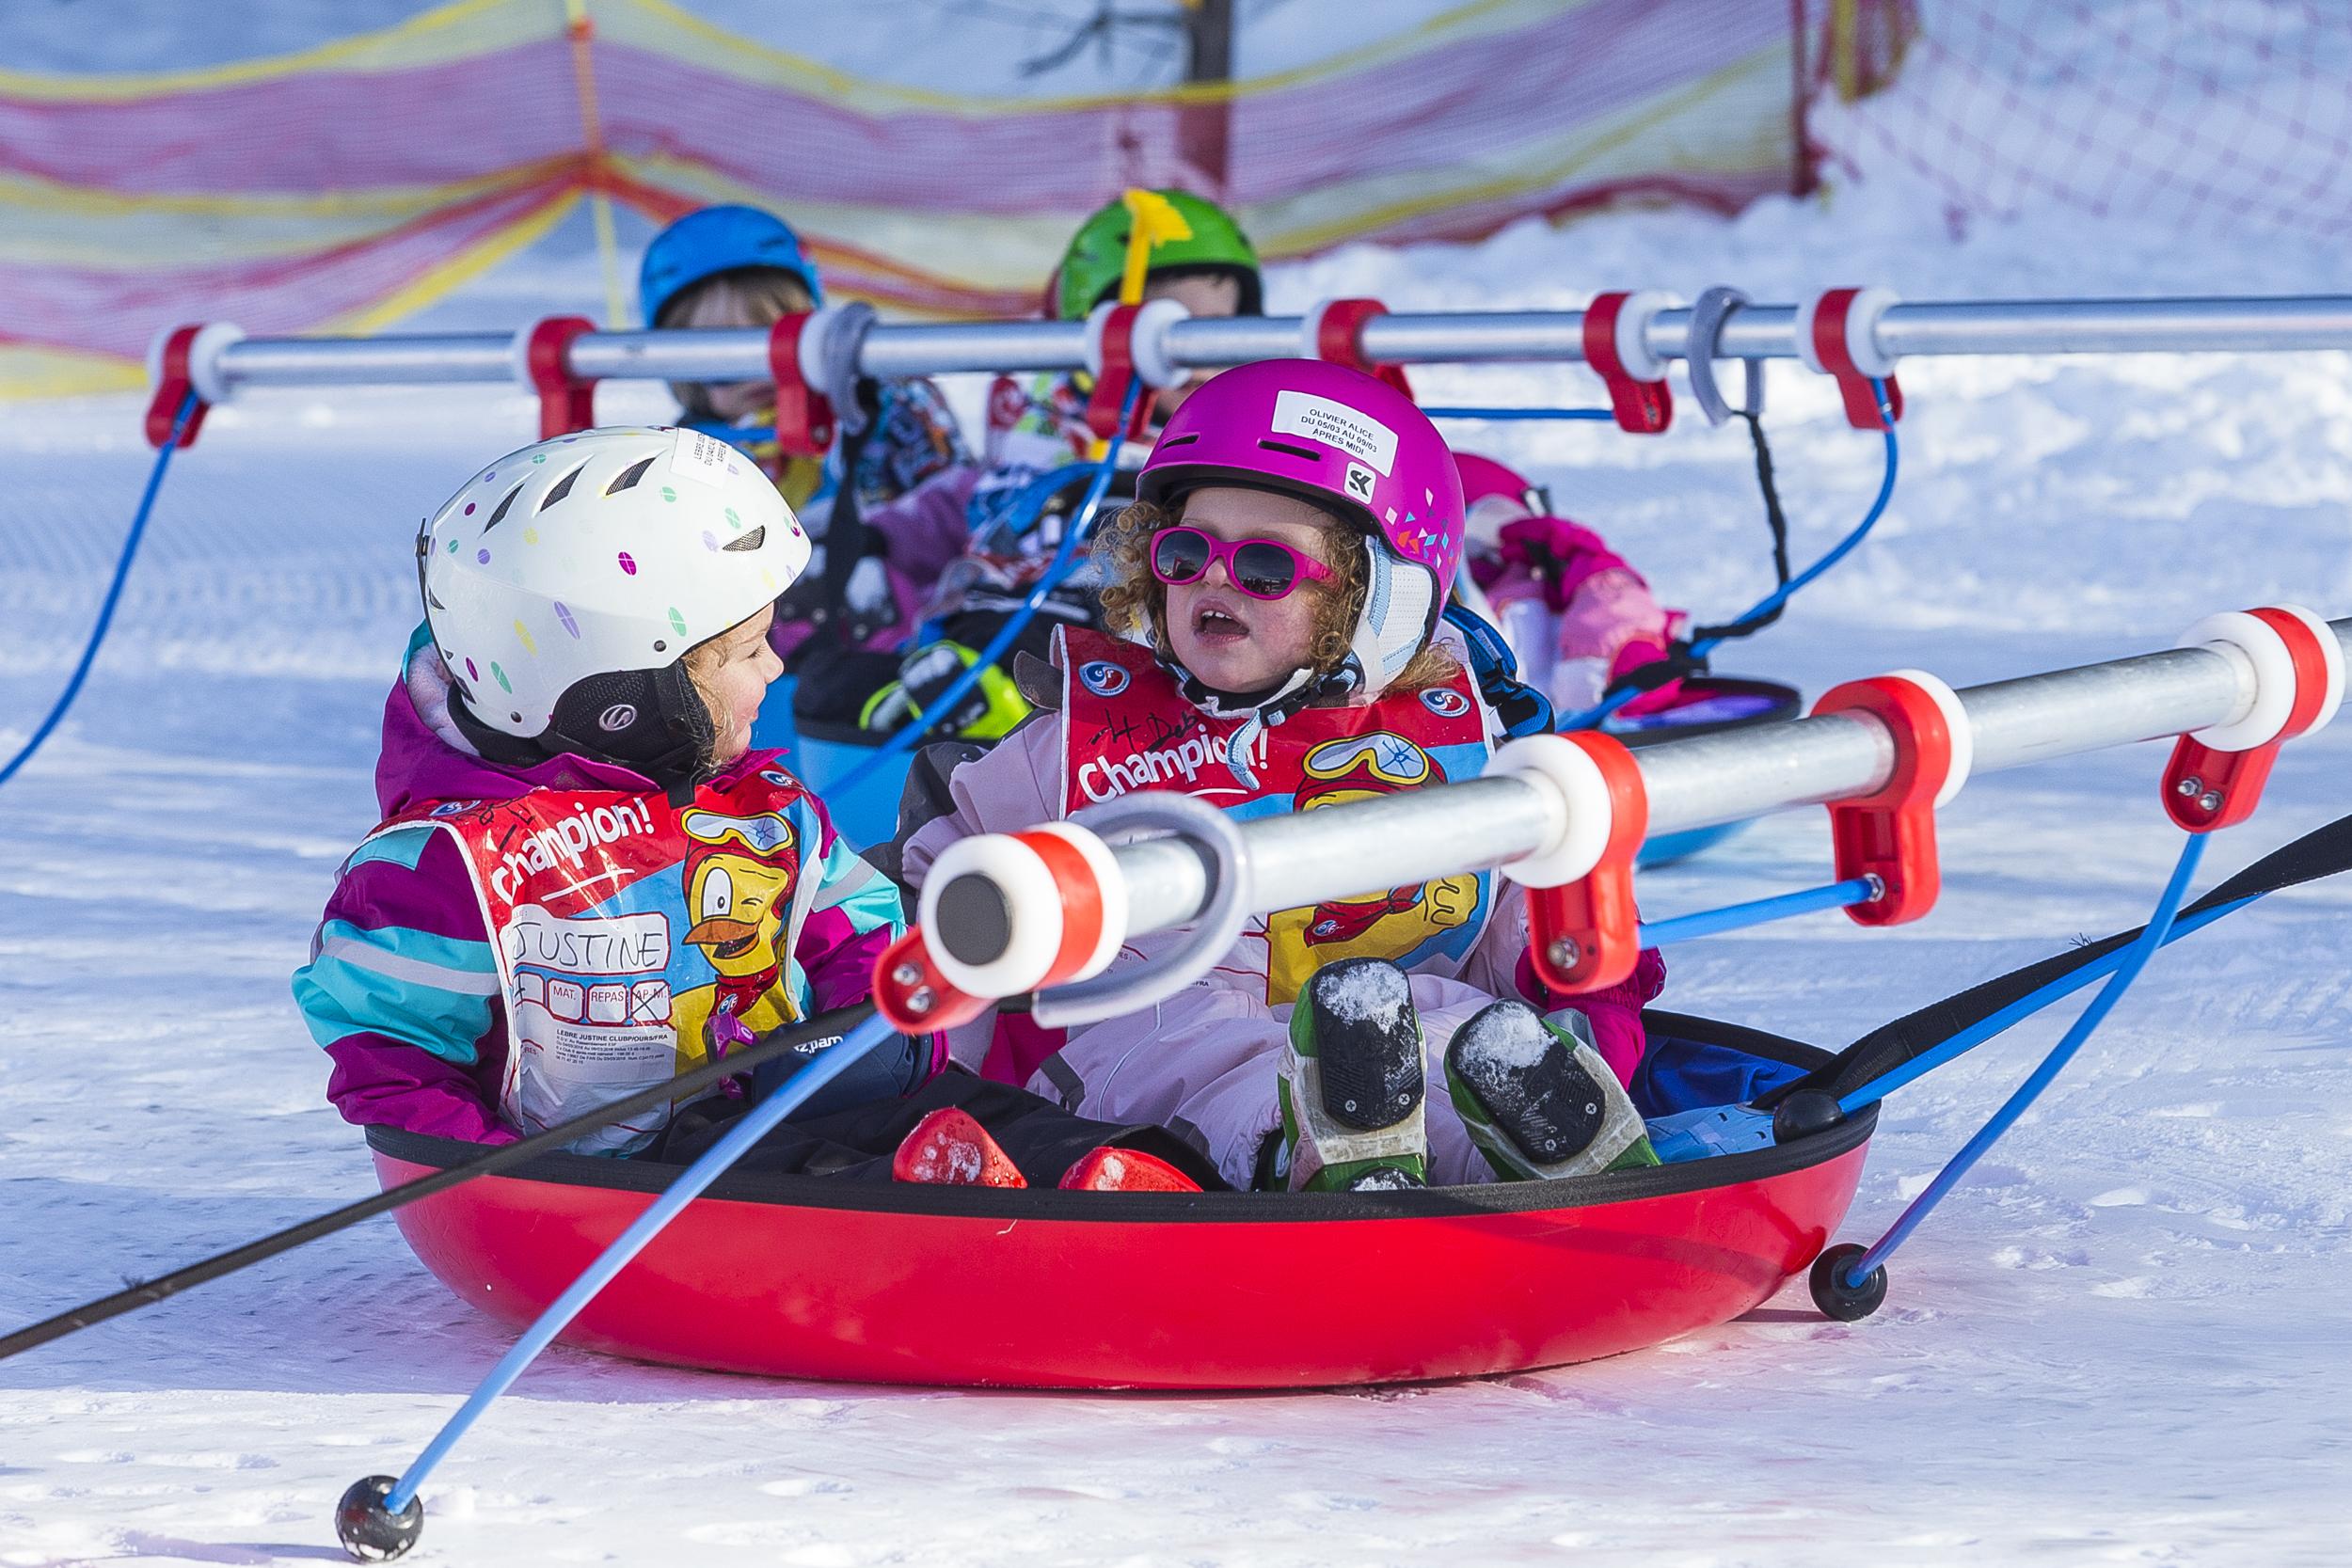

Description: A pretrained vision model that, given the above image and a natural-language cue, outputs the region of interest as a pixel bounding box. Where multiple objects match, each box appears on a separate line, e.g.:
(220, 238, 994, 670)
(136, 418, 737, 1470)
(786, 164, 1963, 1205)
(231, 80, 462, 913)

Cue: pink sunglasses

(1149, 525, 1334, 602)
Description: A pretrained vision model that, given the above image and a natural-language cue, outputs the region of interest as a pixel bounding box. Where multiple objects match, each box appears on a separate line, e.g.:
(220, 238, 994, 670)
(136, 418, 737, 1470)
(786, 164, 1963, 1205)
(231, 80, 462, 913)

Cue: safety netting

(1808, 0, 2352, 242)
(0, 0, 1813, 398)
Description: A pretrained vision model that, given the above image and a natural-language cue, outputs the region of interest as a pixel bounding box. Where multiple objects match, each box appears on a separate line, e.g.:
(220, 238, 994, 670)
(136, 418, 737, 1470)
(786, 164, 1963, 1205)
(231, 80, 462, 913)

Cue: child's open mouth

(1192, 605, 1248, 642)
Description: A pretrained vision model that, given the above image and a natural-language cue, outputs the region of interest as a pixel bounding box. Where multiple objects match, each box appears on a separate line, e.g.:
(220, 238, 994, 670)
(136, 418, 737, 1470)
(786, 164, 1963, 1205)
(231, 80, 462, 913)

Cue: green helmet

(1054, 189, 1263, 321)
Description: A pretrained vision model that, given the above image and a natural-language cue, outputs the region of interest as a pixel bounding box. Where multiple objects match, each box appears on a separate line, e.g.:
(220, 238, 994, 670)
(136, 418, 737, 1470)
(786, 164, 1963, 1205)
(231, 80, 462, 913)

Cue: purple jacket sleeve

(865, 465, 979, 584)
(325, 1037, 516, 1144)
(792, 792, 909, 1020)
(295, 831, 516, 1144)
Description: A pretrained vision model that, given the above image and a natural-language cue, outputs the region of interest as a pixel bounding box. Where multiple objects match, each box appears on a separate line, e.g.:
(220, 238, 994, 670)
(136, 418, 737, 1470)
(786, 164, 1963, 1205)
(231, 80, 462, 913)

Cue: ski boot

(893, 1108, 1201, 1193)
(1278, 957, 1429, 1192)
(859, 641, 1030, 741)
(1444, 1000, 1658, 1181)
(894, 1107, 1025, 1187)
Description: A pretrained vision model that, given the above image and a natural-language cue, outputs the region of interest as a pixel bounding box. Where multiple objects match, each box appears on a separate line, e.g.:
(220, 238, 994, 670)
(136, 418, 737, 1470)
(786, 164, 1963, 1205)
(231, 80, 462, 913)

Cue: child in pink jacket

(900, 361, 1664, 1193)
(1456, 451, 1687, 719)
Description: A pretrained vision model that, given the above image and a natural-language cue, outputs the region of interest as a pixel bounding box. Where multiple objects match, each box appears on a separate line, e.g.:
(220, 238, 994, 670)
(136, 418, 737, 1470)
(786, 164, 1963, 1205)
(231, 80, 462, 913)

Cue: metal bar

(215, 334, 516, 389)
(1097, 620, 2349, 942)
(200, 294, 2352, 395)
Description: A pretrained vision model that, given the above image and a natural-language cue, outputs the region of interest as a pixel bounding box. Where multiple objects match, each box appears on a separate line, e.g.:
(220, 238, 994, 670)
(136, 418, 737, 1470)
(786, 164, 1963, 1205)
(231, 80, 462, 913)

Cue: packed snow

(1450, 999, 1554, 1075)
(1306, 956, 1413, 1032)
(6, 8, 2352, 1567)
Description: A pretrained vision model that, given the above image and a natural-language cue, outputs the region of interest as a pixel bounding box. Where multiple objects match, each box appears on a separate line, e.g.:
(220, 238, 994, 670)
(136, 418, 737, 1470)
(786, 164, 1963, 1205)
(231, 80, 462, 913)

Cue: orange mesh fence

(0, 0, 1813, 397)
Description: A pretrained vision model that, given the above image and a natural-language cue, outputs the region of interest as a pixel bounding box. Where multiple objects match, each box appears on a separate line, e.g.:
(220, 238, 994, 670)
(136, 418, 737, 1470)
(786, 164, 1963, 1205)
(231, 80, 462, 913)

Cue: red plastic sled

(369, 1013, 1871, 1390)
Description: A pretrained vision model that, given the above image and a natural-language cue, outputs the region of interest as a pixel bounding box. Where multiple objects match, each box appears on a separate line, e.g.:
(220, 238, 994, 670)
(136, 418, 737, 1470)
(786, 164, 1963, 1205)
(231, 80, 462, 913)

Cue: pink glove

(1497, 515, 1629, 611)
(1609, 635, 1685, 718)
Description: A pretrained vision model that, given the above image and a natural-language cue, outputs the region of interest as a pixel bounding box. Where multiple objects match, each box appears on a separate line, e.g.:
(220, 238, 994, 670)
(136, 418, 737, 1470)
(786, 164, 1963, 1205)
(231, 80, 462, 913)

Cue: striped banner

(0, 0, 1812, 396)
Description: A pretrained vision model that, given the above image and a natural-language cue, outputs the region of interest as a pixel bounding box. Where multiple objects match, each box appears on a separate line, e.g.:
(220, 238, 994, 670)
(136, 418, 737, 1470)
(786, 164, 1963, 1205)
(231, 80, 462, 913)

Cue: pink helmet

(1136, 359, 1464, 700)
(1454, 451, 1540, 510)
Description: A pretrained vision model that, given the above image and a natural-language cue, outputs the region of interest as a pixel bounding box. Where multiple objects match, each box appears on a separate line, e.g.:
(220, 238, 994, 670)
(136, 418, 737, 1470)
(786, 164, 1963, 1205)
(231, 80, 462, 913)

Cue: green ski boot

(1278, 958, 1429, 1192)
(1445, 1000, 1659, 1181)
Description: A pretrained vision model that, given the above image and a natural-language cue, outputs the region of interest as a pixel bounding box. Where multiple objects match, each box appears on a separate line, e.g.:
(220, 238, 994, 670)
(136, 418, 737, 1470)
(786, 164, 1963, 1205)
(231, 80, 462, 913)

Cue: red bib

(1057, 627, 1494, 1005)
(370, 761, 822, 1153)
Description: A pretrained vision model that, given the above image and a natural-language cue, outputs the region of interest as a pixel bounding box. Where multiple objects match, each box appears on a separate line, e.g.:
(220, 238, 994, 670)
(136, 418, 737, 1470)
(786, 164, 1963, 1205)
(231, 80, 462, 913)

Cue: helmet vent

(606, 455, 659, 496)
(721, 527, 766, 553)
(539, 465, 585, 511)
(1157, 433, 1200, 450)
(1256, 439, 1321, 465)
(482, 482, 526, 532)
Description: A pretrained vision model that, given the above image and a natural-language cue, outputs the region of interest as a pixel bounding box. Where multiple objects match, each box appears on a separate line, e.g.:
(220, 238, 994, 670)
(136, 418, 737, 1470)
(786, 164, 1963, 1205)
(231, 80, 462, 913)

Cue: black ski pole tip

(1808, 1242, 1889, 1322)
(335, 1475, 423, 1562)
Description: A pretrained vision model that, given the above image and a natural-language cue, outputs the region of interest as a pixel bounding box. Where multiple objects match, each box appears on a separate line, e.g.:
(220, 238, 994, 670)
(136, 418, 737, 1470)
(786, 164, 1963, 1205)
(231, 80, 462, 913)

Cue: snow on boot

(1445, 1001, 1658, 1181)
(1058, 1147, 1203, 1193)
(1279, 957, 1429, 1192)
(893, 1107, 1027, 1187)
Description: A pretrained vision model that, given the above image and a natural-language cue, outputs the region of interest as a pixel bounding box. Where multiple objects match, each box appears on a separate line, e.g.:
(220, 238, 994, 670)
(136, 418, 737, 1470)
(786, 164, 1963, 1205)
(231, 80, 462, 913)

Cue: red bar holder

(1811, 674, 1960, 926)
(766, 312, 837, 459)
(524, 316, 598, 440)
(1524, 732, 1651, 993)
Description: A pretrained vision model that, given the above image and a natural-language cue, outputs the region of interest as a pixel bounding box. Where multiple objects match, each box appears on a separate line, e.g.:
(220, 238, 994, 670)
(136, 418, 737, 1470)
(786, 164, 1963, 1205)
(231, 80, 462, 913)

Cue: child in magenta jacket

(294, 425, 1220, 1195)
(293, 427, 906, 1154)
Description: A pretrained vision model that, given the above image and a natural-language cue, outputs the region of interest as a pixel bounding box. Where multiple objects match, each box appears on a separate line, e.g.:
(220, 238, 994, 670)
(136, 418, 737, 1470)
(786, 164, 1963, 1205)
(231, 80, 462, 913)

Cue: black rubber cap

(1772, 1088, 1846, 1145)
(934, 874, 1014, 968)
(336, 1475, 423, 1562)
(1808, 1243, 1888, 1322)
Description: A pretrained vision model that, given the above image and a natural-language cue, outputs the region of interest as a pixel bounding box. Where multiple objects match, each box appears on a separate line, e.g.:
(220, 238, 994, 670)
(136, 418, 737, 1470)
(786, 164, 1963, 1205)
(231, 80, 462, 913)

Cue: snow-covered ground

(6, 10, 2352, 1567)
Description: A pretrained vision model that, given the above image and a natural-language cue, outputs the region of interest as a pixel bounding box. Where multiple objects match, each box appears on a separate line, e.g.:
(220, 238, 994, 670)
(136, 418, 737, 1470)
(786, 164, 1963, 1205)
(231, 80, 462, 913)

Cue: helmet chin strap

(450, 660, 716, 793)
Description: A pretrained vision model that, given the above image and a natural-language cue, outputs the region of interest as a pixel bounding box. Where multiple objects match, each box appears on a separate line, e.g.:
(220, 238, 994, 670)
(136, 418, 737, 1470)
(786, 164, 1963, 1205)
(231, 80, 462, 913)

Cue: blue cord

(1637, 875, 1880, 949)
(0, 392, 195, 793)
(386, 1010, 902, 1513)
(1836, 895, 2254, 1115)
(1422, 406, 1615, 422)
(827, 383, 1143, 799)
(1559, 378, 1900, 731)
(1842, 833, 2207, 1287)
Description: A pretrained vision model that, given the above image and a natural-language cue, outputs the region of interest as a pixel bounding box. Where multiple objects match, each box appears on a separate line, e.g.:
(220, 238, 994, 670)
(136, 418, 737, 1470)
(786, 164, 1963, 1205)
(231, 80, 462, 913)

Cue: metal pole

(1089, 622, 2347, 945)
(201, 294, 2352, 397)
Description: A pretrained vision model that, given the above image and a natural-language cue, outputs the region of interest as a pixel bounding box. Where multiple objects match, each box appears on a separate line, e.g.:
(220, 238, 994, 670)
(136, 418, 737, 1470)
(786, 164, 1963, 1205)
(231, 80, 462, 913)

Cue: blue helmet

(639, 205, 823, 327)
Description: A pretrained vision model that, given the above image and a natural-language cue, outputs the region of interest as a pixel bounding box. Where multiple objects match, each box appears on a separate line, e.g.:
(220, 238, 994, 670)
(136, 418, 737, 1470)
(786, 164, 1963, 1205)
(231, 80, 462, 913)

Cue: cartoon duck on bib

(672, 808, 804, 1069)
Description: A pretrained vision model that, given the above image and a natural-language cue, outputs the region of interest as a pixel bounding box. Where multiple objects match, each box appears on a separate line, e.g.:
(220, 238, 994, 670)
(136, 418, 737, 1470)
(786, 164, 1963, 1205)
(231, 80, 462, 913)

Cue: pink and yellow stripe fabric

(0, 0, 1809, 396)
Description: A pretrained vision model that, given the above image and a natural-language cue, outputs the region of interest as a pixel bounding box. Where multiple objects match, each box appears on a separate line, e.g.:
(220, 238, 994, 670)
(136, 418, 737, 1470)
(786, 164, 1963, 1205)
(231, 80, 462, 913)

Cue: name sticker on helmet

(1271, 390, 1396, 476)
(671, 428, 743, 487)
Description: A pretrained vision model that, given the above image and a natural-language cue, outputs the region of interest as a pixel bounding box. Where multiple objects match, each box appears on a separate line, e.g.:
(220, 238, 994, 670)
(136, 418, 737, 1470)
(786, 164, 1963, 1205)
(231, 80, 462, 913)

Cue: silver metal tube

(216, 334, 516, 388)
(565, 329, 769, 383)
(1875, 297, 2352, 358)
(1103, 621, 2349, 942)
(199, 294, 2352, 397)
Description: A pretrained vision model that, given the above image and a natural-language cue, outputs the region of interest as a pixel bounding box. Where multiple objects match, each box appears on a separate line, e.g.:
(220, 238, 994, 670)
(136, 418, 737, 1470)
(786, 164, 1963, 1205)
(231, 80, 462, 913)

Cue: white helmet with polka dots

(418, 425, 810, 775)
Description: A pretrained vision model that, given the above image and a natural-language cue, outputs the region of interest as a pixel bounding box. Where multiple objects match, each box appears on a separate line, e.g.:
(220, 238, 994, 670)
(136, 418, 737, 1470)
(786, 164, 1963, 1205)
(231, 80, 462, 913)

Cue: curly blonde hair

(1093, 499, 1458, 695)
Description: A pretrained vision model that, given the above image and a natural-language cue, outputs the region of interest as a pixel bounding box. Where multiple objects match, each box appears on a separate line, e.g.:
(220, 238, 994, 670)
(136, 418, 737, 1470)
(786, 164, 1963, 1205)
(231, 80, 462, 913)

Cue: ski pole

(0, 1004, 875, 1364)
(338, 1009, 907, 1560)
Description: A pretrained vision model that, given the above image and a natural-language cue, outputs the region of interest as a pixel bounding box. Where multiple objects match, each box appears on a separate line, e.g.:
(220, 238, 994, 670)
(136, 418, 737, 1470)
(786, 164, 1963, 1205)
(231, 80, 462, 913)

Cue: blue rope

(0, 392, 195, 793)
(1836, 894, 2254, 1115)
(1559, 378, 1900, 732)
(386, 1011, 903, 1513)
(1841, 832, 2207, 1287)
(827, 383, 1143, 799)
(1637, 875, 1880, 949)
(1421, 406, 1615, 422)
